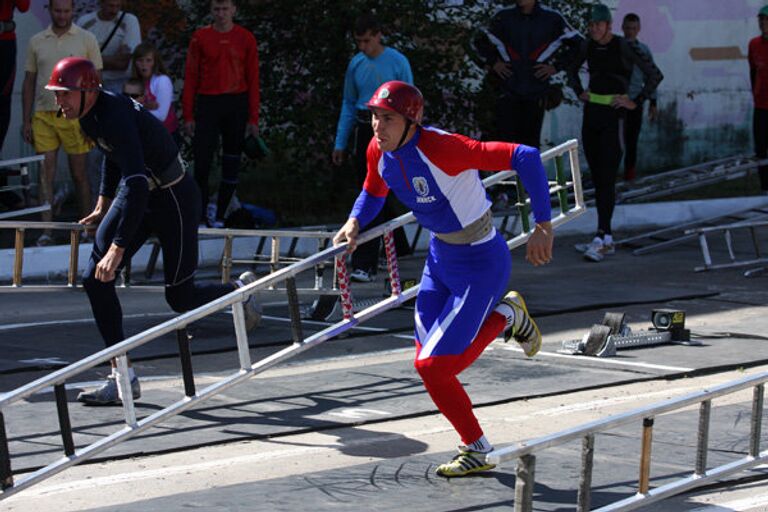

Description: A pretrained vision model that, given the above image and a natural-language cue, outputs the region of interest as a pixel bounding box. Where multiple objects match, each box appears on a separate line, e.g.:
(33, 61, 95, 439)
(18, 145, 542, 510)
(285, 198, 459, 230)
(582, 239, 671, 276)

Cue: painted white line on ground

(260, 314, 390, 332)
(0, 312, 174, 332)
(689, 491, 768, 511)
(498, 345, 694, 372)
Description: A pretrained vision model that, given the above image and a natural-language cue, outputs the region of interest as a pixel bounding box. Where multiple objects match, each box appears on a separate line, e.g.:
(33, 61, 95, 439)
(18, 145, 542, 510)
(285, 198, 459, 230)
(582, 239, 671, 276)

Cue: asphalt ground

(0, 228, 767, 510)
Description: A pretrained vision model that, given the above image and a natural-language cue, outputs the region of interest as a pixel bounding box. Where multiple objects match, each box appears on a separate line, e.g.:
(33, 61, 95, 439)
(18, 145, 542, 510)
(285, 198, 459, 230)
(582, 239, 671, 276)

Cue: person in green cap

(748, 5, 768, 195)
(566, 2, 663, 262)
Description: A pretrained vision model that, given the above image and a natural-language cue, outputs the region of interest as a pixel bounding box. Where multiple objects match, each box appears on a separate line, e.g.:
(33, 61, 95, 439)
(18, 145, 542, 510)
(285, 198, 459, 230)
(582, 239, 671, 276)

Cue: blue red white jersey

(350, 126, 551, 238)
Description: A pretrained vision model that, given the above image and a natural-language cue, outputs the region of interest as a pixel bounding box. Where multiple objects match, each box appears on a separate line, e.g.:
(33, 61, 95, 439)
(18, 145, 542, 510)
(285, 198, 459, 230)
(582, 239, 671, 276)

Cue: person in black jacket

(47, 57, 262, 406)
(566, 3, 662, 263)
(473, 0, 582, 148)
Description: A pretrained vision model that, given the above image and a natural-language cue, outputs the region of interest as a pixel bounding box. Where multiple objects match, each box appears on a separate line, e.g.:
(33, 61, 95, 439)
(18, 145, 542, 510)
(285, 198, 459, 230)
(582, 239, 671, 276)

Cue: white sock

(467, 435, 493, 453)
(592, 236, 603, 246)
(603, 234, 613, 245)
(494, 302, 515, 329)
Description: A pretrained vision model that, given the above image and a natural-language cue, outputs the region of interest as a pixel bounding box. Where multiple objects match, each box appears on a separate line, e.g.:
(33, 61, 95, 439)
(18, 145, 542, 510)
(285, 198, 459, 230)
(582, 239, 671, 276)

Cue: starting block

(560, 309, 700, 357)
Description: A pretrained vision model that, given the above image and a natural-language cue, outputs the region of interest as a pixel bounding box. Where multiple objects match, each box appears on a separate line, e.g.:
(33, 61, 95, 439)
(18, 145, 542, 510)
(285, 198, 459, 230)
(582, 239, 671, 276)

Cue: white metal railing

(487, 371, 767, 512)
(0, 139, 584, 500)
(688, 219, 768, 274)
(0, 155, 47, 220)
(0, 220, 339, 288)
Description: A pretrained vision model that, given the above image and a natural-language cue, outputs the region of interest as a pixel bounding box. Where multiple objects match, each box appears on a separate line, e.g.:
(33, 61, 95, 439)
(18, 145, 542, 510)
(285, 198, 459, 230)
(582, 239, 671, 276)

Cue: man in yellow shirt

(22, 0, 102, 245)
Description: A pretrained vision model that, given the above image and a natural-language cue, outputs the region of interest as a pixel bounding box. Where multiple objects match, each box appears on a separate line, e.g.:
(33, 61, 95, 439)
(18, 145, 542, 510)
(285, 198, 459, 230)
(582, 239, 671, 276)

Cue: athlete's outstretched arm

(334, 139, 389, 252)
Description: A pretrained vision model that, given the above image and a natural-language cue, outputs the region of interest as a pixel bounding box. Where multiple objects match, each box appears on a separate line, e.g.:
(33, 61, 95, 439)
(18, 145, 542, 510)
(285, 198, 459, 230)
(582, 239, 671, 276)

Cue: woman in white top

(131, 42, 180, 145)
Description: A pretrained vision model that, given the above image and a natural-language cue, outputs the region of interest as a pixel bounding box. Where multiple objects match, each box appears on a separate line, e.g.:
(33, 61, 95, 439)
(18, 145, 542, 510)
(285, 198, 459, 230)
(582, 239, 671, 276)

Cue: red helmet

(46, 57, 101, 92)
(366, 81, 423, 123)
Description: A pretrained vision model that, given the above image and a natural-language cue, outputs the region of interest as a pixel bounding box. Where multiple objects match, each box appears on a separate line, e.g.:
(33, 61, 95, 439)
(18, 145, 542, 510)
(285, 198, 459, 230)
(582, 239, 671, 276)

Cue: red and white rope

(383, 230, 401, 296)
(335, 254, 354, 320)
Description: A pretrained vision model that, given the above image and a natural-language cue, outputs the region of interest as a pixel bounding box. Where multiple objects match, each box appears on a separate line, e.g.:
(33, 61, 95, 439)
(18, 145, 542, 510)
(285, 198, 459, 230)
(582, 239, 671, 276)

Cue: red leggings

(413, 311, 506, 445)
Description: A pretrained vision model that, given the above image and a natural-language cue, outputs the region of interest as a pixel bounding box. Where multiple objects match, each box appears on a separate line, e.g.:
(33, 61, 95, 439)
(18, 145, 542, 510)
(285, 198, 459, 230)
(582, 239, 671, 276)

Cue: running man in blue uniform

(46, 57, 261, 406)
(333, 81, 554, 477)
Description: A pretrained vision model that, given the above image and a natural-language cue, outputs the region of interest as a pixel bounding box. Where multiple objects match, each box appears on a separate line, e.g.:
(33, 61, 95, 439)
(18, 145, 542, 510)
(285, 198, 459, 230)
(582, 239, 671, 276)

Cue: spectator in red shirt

(0, 0, 30, 210)
(182, 0, 260, 227)
(749, 5, 768, 194)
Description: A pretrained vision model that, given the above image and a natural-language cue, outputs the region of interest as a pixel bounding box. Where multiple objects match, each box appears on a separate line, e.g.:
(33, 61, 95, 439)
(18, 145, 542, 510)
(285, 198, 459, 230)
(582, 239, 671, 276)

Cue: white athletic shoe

(349, 268, 374, 283)
(77, 375, 141, 406)
(237, 271, 262, 330)
(583, 238, 615, 262)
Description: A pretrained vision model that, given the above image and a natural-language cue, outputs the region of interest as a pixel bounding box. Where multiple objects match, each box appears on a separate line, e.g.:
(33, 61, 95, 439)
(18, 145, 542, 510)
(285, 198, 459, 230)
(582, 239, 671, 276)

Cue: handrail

(0, 139, 584, 500)
(487, 371, 768, 512)
(487, 371, 767, 463)
(685, 219, 768, 235)
(0, 155, 44, 169)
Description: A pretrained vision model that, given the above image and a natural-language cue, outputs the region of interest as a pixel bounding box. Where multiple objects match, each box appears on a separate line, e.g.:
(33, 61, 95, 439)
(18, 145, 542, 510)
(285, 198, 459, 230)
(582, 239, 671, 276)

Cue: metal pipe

(724, 230, 735, 262)
(286, 277, 304, 344)
(751, 384, 764, 457)
(555, 155, 570, 214)
(577, 434, 595, 512)
(698, 234, 712, 268)
(12, 228, 23, 287)
(176, 329, 196, 398)
(270, 236, 280, 276)
(232, 302, 251, 370)
(514, 454, 536, 512)
(0, 412, 12, 490)
(515, 176, 531, 233)
(638, 417, 655, 494)
(595, 450, 768, 512)
(68, 229, 80, 287)
(221, 235, 233, 284)
(54, 384, 75, 456)
(695, 400, 711, 476)
(115, 356, 137, 427)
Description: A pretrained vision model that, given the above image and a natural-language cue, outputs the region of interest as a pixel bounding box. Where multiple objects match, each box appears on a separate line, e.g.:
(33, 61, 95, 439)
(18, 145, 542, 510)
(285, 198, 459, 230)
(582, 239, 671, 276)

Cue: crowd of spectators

(2, 0, 768, 263)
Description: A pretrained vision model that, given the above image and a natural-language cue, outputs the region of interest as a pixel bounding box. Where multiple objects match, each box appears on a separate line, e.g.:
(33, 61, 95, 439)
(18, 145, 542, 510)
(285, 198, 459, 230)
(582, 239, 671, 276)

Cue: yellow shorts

(31, 111, 92, 155)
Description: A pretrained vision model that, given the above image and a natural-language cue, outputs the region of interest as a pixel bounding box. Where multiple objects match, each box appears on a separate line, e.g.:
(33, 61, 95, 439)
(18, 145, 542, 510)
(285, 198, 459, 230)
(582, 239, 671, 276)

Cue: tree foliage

(121, 1, 594, 224)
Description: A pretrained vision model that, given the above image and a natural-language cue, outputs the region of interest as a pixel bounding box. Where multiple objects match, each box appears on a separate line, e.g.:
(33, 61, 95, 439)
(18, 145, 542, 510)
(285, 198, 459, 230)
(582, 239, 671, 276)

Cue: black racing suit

(566, 35, 663, 235)
(79, 91, 234, 347)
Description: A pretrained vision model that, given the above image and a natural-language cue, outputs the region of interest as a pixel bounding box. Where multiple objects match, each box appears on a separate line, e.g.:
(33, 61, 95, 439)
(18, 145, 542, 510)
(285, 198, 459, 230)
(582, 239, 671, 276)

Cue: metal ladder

(585, 155, 768, 206)
(0, 155, 48, 220)
(688, 218, 768, 275)
(487, 371, 767, 512)
(0, 139, 585, 500)
(615, 206, 768, 256)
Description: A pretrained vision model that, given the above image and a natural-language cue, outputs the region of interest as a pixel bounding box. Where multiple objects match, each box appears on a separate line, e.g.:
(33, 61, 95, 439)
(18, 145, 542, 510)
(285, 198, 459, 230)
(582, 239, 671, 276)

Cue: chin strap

(394, 120, 413, 151)
(78, 91, 86, 117)
(55, 90, 87, 118)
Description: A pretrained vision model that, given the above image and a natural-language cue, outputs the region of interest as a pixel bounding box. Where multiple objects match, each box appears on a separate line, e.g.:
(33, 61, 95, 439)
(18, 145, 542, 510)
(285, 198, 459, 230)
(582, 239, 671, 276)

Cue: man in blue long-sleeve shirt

(47, 57, 261, 405)
(331, 13, 412, 283)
